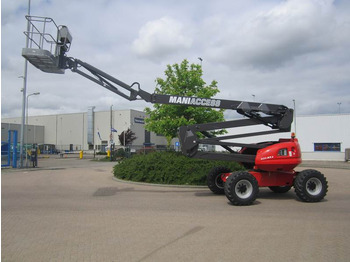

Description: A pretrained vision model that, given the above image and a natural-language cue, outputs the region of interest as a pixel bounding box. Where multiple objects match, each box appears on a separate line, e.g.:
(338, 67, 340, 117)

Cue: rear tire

(294, 169, 328, 202)
(224, 171, 259, 206)
(207, 166, 231, 195)
(269, 186, 292, 193)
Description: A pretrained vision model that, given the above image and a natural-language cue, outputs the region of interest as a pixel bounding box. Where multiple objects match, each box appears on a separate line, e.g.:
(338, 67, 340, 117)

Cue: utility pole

(198, 57, 203, 67)
(110, 105, 113, 161)
(26, 92, 40, 167)
(19, 0, 31, 168)
(293, 99, 297, 135)
(110, 105, 113, 142)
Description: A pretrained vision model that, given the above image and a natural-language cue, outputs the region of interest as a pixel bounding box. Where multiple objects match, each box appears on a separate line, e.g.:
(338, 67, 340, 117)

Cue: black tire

(268, 186, 292, 193)
(207, 166, 231, 194)
(294, 169, 328, 202)
(224, 171, 259, 206)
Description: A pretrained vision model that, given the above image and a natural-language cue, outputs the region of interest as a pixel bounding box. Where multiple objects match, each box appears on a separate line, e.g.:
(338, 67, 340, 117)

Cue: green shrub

(96, 151, 107, 155)
(113, 151, 244, 185)
(115, 148, 126, 158)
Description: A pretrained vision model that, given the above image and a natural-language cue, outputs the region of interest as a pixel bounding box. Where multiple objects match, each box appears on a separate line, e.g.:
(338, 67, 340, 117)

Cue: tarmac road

(2, 157, 350, 262)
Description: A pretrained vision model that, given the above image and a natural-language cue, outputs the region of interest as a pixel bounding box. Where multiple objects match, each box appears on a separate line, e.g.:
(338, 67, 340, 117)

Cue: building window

(314, 143, 341, 152)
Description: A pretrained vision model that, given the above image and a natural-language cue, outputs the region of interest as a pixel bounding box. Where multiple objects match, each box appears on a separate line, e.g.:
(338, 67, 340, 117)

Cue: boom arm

(63, 57, 293, 130)
(60, 57, 293, 163)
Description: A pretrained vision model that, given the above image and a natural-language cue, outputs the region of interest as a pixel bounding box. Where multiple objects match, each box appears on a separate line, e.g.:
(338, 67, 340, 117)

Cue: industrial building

(2, 110, 349, 161)
(2, 108, 170, 154)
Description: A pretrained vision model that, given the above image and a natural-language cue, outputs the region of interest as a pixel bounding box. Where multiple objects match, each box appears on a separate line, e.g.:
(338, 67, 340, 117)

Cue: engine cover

(255, 138, 302, 172)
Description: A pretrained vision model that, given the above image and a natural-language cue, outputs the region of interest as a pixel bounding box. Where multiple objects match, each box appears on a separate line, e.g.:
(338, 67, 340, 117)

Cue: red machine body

(255, 137, 301, 172)
(222, 135, 301, 187)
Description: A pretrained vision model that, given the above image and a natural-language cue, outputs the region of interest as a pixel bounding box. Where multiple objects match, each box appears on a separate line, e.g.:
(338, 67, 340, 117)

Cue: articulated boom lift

(22, 16, 328, 205)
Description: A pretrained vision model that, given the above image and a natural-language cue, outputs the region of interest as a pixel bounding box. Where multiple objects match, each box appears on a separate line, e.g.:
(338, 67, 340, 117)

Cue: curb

(112, 176, 207, 189)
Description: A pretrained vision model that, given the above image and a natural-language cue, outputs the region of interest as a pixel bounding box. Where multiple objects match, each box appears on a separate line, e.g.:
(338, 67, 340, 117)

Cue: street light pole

(337, 102, 341, 114)
(198, 57, 203, 67)
(110, 105, 113, 144)
(20, 0, 31, 168)
(26, 92, 40, 167)
(293, 99, 297, 135)
(110, 105, 113, 160)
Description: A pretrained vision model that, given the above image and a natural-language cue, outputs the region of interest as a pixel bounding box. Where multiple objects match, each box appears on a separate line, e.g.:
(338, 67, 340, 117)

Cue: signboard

(314, 143, 341, 152)
(134, 117, 145, 124)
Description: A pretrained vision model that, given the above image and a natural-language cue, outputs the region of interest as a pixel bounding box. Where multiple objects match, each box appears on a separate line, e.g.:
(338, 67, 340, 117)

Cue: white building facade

(295, 114, 349, 160)
(222, 114, 349, 161)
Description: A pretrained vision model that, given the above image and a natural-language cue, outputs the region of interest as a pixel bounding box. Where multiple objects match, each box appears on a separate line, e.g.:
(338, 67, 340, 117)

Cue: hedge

(113, 151, 244, 185)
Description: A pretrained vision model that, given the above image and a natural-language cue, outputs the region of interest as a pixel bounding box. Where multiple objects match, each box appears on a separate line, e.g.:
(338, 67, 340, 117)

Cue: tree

(145, 59, 225, 147)
(118, 128, 137, 146)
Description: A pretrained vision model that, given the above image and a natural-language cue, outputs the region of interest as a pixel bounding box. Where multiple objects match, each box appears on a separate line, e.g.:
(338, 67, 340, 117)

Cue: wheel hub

(238, 184, 247, 194)
(235, 180, 253, 199)
(306, 177, 322, 196)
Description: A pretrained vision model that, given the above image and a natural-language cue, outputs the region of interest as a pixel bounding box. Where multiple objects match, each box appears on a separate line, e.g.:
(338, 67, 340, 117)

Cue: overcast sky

(2, 0, 350, 119)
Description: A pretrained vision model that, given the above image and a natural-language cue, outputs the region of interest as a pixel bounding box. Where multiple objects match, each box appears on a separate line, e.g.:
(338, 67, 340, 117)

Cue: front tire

(294, 169, 328, 202)
(224, 171, 259, 206)
(207, 166, 231, 194)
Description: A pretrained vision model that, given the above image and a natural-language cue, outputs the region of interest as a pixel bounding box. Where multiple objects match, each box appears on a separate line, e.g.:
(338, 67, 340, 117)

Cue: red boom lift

(22, 16, 328, 205)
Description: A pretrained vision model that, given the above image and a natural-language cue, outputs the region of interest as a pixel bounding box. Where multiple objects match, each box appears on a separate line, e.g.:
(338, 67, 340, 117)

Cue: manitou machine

(22, 16, 328, 205)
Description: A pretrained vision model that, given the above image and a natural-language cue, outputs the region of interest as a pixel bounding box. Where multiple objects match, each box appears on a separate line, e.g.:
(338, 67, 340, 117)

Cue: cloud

(132, 17, 192, 61)
(208, 0, 338, 69)
(1, 0, 349, 119)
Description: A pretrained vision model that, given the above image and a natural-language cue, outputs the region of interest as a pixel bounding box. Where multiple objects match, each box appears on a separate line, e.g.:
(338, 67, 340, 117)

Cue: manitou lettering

(168, 96, 221, 107)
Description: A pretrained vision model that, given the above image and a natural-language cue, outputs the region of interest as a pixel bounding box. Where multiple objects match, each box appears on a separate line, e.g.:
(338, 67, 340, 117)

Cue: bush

(113, 151, 244, 185)
(96, 151, 107, 155)
(115, 148, 127, 158)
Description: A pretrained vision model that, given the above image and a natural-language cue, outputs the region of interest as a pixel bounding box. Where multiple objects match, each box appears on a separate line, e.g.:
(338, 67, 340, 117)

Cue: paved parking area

(2, 158, 350, 262)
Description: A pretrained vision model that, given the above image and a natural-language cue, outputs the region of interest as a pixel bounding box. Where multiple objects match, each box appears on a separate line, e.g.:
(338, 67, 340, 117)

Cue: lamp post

(20, 0, 32, 168)
(26, 92, 40, 124)
(198, 57, 203, 67)
(110, 105, 113, 161)
(293, 99, 297, 135)
(110, 105, 113, 144)
(26, 92, 40, 167)
(337, 102, 341, 114)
